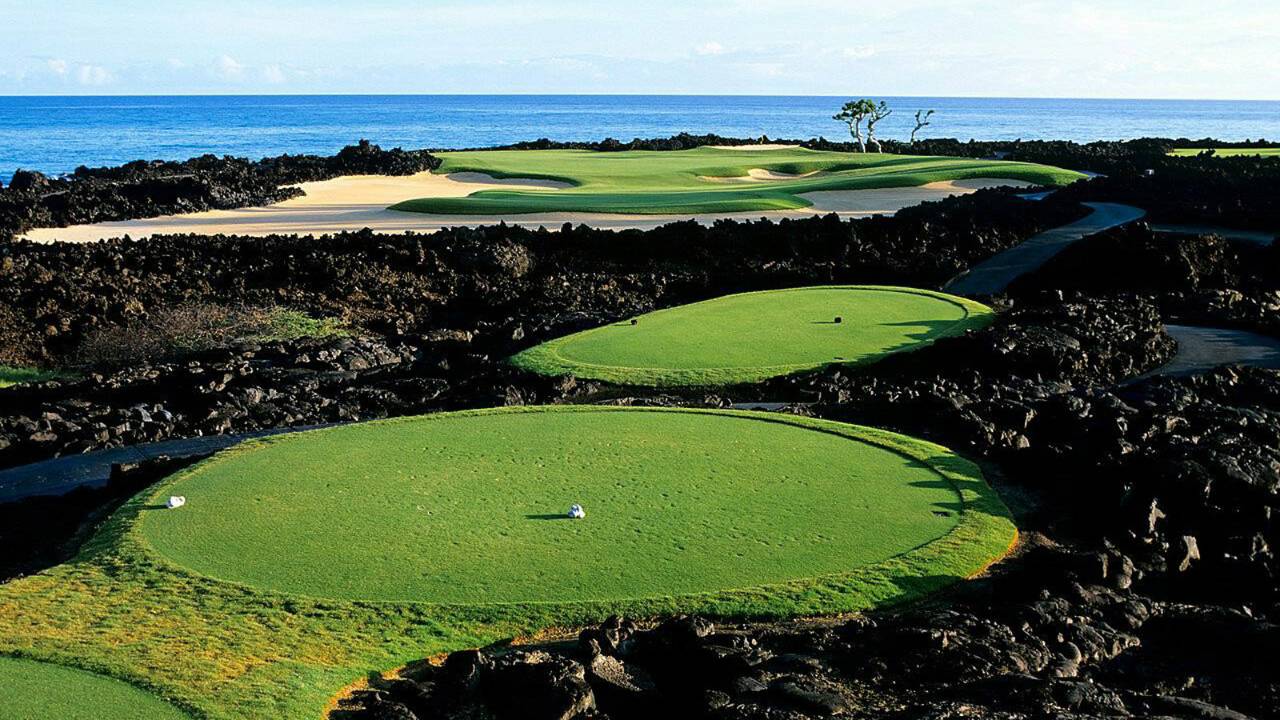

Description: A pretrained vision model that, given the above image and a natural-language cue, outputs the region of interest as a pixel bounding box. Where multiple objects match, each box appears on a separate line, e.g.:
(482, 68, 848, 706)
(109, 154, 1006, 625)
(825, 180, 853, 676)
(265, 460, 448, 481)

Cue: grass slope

(0, 657, 190, 720)
(511, 286, 994, 387)
(391, 146, 1084, 215)
(0, 407, 1015, 719)
(1171, 147, 1280, 157)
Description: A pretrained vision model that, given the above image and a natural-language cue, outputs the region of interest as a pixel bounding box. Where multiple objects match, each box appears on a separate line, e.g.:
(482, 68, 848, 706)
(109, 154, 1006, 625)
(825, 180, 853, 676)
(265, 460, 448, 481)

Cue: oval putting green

(139, 407, 1014, 608)
(0, 657, 189, 720)
(510, 286, 993, 386)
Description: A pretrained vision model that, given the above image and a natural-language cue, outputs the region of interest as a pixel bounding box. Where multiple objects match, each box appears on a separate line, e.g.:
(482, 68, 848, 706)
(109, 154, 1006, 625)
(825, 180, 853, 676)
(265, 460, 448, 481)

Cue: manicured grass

(0, 656, 189, 720)
(0, 407, 1015, 719)
(391, 146, 1085, 215)
(0, 366, 63, 389)
(1171, 147, 1280, 157)
(145, 408, 963, 603)
(511, 286, 994, 386)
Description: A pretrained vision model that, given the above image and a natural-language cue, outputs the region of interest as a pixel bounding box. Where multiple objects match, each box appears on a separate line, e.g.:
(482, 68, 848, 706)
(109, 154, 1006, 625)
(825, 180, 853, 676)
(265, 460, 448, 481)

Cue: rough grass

(390, 147, 1085, 215)
(0, 366, 63, 389)
(0, 657, 191, 720)
(74, 305, 348, 367)
(510, 286, 994, 387)
(0, 407, 1015, 719)
(1171, 147, 1280, 157)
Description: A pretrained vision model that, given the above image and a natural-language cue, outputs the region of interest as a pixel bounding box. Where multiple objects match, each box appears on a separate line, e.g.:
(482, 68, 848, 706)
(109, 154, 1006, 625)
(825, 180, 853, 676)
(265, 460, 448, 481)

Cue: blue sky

(2, 0, 1278, 99)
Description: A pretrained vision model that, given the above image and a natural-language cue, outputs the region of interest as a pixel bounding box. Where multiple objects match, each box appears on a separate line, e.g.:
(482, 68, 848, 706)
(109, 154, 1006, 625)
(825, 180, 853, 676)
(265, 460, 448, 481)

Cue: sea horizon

(5, 92, 1280, 100)
(4, 94, 1280, 183)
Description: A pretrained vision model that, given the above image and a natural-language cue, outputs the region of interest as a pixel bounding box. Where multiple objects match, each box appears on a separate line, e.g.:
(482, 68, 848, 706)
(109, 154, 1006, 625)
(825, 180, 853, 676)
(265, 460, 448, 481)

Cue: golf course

(511, 286, 993, 386)
(6, 0, 1279, 715)
(0, 406, 1015, 719)
(0, 657, 190, 720)
(391, 146, 1083, 215)
(1170, 147, 1280, 157)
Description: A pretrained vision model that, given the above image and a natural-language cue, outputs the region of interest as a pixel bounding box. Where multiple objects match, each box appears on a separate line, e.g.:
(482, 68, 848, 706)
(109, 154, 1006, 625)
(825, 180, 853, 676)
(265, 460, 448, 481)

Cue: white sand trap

(444, 172, 573, 189)
(20, 171, 568, 242)
(699, 168, 823, 183)
(800, 179, 1034, 213)
(20, 175, 1032, 243)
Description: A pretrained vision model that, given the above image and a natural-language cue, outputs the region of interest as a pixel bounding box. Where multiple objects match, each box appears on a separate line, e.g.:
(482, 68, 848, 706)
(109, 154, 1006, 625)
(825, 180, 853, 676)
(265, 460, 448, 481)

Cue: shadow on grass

(880, 572, 982, 610)
(525, 513, 573, 521)
(878, 318, 972, 343)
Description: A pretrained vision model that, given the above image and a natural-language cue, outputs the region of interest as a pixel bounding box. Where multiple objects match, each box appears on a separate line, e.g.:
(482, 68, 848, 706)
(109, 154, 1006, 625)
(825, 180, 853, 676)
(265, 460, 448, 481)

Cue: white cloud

(75, 64, 112, 86)
(742, 62, 785, 78)
(261, 64, 286, 84)
(212, 54, 245, 80)
(46, 58, 68, 76)
(694, 41, 725, 56)
(842, 46, 877, 60)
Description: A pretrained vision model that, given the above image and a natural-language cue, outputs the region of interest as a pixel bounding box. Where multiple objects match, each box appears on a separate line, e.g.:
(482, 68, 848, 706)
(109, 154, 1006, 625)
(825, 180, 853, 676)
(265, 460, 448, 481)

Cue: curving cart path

(943, 202, 1147, 297)
(1135, 325, 1280, 380)
(0, 424, 332, 503)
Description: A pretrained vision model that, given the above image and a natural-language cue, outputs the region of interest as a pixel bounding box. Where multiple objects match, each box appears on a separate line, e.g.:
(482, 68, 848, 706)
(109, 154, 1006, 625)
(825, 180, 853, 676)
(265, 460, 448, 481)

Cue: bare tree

(866, 101, 893, 153)
(911, 109, 935, 144)
(833, 99, 876, 152)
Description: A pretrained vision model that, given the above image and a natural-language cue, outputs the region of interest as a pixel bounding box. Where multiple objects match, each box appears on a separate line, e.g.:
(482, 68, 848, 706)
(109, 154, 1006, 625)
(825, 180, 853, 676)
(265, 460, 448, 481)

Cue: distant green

(391, 146, 1085, 215)
(1171, 147, 1280, 157)
(0, 407, 1016, 719)
(511, 286, 994, 386)
(0, 657, 189, 720)
(0, 366, 62, 389)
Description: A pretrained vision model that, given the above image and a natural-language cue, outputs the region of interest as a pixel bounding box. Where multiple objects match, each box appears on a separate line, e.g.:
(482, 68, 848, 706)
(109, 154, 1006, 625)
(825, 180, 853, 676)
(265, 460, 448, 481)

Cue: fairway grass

(0, 407, 1015, 719)
(1171, 147, 1280, 157)
(391, 146, 1084, 215)
(511, 286, 994, 386)
(0, 657, 190, 720)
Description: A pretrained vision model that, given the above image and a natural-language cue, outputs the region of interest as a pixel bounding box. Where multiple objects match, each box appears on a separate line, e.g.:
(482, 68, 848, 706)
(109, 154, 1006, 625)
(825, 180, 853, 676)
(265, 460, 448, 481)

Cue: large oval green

(139, 407, 1013, 606)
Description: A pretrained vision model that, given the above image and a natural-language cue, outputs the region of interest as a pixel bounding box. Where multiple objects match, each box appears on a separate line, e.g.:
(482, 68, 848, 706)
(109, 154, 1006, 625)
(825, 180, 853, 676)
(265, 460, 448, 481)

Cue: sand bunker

(443, 172, 573, 190)
(699, 168, 823, 183)
(801, 178, 1033, 213)
(21, 175, 1031, 243)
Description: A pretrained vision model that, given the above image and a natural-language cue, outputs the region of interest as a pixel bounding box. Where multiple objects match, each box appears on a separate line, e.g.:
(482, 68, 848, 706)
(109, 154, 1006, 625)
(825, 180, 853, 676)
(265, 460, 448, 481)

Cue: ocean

(3, 95, 1279, 183)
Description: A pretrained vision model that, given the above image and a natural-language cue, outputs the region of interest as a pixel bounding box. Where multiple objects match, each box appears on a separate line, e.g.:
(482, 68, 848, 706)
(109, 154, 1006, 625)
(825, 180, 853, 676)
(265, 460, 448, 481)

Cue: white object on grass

(568, 503, 586, 519)
(167, 496, 186, 509)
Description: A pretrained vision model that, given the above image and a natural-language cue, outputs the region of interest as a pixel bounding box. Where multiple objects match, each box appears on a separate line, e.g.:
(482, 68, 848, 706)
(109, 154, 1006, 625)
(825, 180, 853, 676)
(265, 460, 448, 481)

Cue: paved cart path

(1134, 325, 1280, 380)
(944, 202, 1147, 297)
